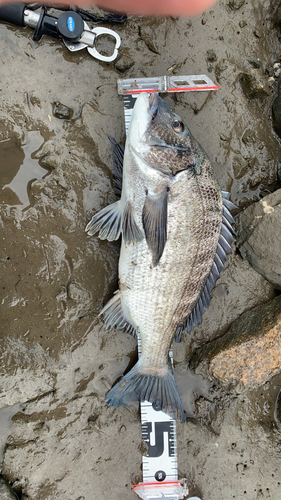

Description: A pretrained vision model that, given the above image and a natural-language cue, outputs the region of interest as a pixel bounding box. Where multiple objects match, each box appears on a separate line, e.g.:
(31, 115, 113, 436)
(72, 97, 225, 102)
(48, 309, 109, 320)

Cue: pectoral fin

(85, 200, 123, 241)
(142, 188, 168, 266)
(86, 199, 142, 242)
(108, 135, 124, 198)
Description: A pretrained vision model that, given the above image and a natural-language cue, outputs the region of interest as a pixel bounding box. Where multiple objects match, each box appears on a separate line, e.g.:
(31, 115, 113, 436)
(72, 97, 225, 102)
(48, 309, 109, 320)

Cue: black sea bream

(86, 93, 235, 421)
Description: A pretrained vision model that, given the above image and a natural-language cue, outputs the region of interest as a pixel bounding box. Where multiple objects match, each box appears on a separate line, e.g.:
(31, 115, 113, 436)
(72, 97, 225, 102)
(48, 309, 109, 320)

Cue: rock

(228, 0, 245, 10)
(239, 20, 247, 28)
(272, 93, 281, 138)
(206, 50, 217, 62)
(114, 54, 134, 73)
(41, 154, 60, 170)
(0, 478, 19, 500)
(248, 57, 261, 69)
(241, 129, 256, 144)
(239, 69, 271, 99)
(237, 189, 281, 288)
(190, 296, 281, 389)
(253, 29, 261, 38)
(273, 62, 281, 78)
(139, 18, 168, 55)
(52, 102, 73, 120)
(273, 1, 281, 29)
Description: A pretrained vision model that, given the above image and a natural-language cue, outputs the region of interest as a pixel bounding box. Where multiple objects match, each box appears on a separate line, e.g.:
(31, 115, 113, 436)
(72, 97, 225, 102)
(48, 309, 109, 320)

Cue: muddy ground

(1, 0, 281, 499)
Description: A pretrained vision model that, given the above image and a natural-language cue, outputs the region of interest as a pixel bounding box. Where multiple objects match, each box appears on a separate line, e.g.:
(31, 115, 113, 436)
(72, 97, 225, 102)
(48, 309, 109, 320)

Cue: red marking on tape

(132, 481, 181, 489)
(168, 85, 220, 92)
(123, 86, 220, 95)
(123, 89, 159, 94)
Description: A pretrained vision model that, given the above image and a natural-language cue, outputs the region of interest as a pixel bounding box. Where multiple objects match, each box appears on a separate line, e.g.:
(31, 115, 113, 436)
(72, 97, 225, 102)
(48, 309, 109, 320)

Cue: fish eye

(172, 120, 184, 133)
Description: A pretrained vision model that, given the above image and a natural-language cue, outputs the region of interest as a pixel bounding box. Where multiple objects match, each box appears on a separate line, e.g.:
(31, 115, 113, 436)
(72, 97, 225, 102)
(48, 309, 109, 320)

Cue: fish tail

(105, 361, 185, 422)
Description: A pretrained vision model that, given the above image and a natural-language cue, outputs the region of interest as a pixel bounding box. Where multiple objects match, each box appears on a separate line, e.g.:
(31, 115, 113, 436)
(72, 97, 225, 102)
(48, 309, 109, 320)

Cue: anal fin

(100, 291, 138, 337)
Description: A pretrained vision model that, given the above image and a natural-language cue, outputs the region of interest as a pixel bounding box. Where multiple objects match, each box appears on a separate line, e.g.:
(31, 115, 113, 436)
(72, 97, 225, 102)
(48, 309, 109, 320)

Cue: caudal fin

(105, 362, 185, 422)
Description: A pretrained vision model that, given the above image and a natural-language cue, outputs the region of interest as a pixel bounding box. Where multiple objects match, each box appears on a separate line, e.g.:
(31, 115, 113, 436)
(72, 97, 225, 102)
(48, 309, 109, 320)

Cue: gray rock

(52, 102, 73, 120)
(114, 54, 135, 73)
(206, 50, 217, 62)
(0, 479, 19, 500)
(228, 0, 245, 10)
(239, 20, 247, 28)
(237, 189, 281, 288)
(239, 69, 271, 99)
(273, 1, 281, 29)
(272, 93, 281, 138)
(248, 57, 261, 69)
(41, 154, 60, 170)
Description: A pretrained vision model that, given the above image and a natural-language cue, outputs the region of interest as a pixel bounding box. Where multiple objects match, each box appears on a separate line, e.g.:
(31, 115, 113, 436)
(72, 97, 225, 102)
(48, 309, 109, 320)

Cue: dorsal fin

(175, 191, 237, 343)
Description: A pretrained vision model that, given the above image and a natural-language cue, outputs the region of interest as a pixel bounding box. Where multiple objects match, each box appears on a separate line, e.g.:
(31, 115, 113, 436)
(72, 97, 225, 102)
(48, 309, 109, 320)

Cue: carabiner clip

(87, 27, 121, 62)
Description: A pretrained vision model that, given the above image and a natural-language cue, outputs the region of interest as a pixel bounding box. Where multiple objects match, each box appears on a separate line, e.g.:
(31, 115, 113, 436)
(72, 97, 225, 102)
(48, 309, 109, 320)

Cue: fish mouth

(148, 92, 159, 118)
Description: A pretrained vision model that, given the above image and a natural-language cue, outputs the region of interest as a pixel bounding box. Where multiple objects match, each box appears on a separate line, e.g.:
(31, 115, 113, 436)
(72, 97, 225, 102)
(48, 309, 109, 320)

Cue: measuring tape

(118, 75, 218, 500)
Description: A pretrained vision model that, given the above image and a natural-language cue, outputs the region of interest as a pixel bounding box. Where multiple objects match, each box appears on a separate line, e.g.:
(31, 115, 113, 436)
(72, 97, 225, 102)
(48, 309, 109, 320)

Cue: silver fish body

(86, 93, 235, 420)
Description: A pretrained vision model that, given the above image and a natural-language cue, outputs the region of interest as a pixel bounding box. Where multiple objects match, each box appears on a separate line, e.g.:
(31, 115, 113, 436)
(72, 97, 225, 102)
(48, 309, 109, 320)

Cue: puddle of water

(0, 131, 50, 208)
(0, 403, 22, 464)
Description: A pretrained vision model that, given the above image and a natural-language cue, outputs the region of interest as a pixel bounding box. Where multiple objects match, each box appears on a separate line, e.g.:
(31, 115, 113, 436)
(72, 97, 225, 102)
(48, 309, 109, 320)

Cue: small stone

(273, 62, 281, 79)
(268, 77, 278, 90)
(273, 1, 281, 28)
(242, 129, 255, 144)
(239, 70, 270, 99)
(228, 0, 245, 10)
(206, 50, 217, 62)
(139, 24, 160, 54)
(272, 93, 281, 138)
(114, 54, 135, 73)
(253, 29, 261, 38)
(201, 16, 207, 25)
(0, 479, 18, 500)
(41, 154, 60, 170)
(191, 296, 281, 389)
(249, 57, 261, 69)
(237, 189, 281, 288)
(53, 102, 73, 120)
(239, 20, 247, 28)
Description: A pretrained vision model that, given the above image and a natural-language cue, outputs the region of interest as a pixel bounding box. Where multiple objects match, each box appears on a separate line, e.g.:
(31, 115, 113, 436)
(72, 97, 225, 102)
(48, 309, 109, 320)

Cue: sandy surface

(1, 0, 281, 499)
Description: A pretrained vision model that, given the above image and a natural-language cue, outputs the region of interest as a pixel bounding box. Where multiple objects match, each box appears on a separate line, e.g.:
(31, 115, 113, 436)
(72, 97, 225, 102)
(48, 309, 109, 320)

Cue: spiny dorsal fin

(108, 135, 124, 198)
(100, 291, 138, 337)
(175, 190, 237, 343)
(142, 188, 168, 266)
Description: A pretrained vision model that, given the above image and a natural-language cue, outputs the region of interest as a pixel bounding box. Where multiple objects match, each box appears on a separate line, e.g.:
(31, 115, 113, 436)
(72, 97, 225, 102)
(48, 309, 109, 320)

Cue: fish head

(128, 92, 197, 176)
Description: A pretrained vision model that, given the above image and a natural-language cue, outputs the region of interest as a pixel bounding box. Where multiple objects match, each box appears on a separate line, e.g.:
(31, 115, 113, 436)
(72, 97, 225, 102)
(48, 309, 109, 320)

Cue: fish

(86, 92, 236, 421)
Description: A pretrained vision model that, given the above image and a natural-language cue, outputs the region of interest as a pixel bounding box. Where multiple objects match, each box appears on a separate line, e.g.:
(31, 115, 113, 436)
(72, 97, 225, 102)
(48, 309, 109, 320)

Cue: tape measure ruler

(118, 75, 219, 500)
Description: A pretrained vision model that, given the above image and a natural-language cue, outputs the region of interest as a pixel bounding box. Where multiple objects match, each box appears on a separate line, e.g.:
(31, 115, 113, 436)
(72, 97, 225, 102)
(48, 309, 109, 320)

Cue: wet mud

(1, 0, 281, 499)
